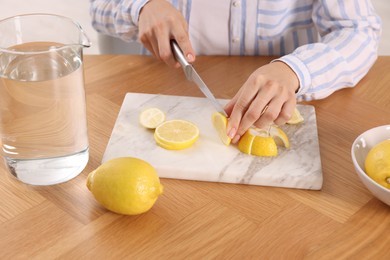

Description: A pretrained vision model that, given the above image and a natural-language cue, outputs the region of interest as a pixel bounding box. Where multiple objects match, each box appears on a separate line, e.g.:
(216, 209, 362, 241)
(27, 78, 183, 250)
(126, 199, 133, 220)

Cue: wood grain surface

(1, 55, 390, 259)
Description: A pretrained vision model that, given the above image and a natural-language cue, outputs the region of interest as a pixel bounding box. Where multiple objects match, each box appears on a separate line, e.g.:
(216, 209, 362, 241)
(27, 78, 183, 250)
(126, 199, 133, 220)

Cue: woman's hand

(225, 61, 299, 143)
(138, 0, 195, 68)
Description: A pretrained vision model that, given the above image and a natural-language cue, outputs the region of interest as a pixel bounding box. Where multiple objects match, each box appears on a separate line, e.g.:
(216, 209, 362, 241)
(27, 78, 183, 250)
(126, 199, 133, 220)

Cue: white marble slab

(102, 93, 323, 190)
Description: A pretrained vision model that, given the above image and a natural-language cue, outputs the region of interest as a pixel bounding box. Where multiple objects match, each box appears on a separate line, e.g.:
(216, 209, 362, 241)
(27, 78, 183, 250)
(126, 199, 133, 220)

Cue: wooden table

(1, 55, 389, 259)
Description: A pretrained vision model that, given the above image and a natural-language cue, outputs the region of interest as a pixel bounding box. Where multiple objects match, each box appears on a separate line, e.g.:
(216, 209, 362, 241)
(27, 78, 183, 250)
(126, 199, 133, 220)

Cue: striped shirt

(90, 0, 382, 101)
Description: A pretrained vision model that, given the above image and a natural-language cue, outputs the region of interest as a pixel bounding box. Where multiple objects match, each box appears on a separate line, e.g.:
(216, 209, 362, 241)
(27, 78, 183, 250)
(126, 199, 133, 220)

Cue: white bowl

(351, 125, 390, 206)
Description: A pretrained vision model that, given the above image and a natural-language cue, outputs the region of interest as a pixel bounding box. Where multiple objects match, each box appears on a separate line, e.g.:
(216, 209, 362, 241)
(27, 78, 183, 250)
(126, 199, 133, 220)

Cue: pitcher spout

(80, 29, 91, 48)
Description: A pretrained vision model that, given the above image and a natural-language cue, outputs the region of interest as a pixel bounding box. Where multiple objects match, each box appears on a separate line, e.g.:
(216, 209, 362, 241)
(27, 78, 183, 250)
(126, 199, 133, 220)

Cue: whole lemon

(365, 140, 390, 189)
(87, 157, 163, 215)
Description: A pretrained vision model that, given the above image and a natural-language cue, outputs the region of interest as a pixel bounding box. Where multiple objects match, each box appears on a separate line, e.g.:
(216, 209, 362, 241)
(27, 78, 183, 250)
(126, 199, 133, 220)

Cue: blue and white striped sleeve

(277, 0, 382, 101)
(90, 0, 150, 42)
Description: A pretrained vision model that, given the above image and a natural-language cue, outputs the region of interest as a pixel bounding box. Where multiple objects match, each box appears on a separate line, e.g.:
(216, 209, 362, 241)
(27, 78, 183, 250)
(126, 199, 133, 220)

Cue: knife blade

(171, 40, 228, 117)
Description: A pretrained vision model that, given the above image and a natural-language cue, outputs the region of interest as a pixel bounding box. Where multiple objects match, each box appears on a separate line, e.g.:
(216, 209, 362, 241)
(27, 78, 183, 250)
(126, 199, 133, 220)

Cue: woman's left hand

(224, 61, 300, 143)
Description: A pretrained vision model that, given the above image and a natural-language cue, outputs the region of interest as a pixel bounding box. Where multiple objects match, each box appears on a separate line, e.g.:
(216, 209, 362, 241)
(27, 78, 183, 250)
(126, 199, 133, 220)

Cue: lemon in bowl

(351, 125, 390, 206)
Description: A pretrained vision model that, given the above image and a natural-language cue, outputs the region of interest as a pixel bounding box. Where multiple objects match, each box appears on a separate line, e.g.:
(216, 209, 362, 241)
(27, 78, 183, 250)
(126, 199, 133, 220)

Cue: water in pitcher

(0, 42, 89, 185)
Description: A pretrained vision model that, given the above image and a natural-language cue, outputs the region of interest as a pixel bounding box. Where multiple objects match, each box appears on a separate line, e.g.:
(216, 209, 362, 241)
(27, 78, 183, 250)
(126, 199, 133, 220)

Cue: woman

(90, 0, 381, 143)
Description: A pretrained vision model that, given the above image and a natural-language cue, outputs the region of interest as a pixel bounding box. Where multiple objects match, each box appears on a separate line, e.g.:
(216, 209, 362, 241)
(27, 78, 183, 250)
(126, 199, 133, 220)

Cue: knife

(171, 40, 228, 117)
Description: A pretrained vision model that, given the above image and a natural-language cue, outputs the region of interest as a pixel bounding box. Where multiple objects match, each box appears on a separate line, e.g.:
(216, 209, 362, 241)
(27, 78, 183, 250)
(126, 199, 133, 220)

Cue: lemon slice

(139, 107, 166, 129)
(238, 126, 289, 157)
(287, 107, 304, 124)
(154, 119, 200, 150)
(211, 112, 231, 145)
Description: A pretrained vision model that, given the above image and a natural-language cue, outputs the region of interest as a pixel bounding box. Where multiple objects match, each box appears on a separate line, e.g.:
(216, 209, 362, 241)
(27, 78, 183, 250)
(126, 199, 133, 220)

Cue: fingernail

(228, 127, 236, 139)
(186, 53, 194, 62)
(232, 134, 241, 144)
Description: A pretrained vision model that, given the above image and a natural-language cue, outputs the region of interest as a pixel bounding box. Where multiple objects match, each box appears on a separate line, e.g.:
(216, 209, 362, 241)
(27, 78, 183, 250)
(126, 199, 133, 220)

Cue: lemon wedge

(139, 107, 166, 129)
(212, 112, 231, 145)
(238, 126, 289, 157)
(154, 119, 200, 150)
(287, 107, 304, 124)
(251, 128, 279, 157)
(237, 129, 256, 154)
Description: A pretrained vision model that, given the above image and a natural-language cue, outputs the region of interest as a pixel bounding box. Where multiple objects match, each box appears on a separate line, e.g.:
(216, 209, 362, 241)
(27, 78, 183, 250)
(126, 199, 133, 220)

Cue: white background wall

(1, 0, 389, 55)
(373, 0, 390, 55)
(1, 0, 99, 54)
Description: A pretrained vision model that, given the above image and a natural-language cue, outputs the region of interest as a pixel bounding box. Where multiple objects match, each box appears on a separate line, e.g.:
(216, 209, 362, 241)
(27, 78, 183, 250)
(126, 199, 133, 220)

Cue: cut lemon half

(238, 126, 289, 157)
(154, 119, 199, 150)
(287, 107, 304, 124)
(139, 107, 166, 129)
(211, 112, 231, 145)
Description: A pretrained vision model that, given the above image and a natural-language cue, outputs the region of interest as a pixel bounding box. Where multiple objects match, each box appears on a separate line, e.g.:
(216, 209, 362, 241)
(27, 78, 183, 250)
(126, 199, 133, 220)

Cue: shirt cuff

(130, 0, 150, 26)
(273, 54, 312, 99)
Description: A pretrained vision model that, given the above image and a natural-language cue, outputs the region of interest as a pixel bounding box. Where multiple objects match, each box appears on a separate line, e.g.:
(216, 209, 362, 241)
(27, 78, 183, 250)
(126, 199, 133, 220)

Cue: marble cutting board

(102, 93, 323, 190)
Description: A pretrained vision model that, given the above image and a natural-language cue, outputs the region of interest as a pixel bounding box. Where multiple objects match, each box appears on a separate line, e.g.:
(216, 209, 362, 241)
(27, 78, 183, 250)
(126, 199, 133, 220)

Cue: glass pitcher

(0, 14, 90, 185)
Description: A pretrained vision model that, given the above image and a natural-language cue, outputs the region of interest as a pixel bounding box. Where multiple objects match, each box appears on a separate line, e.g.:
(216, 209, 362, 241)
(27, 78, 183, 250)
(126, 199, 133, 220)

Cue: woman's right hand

(138, 0, 195, 68)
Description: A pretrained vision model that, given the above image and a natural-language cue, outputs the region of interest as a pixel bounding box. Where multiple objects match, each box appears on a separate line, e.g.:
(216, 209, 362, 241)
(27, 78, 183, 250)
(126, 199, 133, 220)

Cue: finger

(155, 19, 191, 68)
(233, 79, 278, 137)
(169, 17, 195, 63)
(273, 98, 296, 126)
(223, 95, 239, 140)
(152, 26, 178, 68)
(142, 38, 158, 58)
(236, 93, 273, 137)
(227, 78, 265, 141)
(224, 88, 242, 116)
(174, 35, 195, 63)
(252, 102, 277, 129)
(247, 80, 288, 129)
(251, 86, 284, 129)
(139, 33, 159, 58)
(158, 39, 178, 67)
